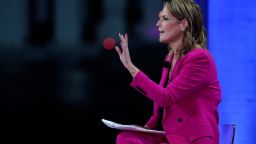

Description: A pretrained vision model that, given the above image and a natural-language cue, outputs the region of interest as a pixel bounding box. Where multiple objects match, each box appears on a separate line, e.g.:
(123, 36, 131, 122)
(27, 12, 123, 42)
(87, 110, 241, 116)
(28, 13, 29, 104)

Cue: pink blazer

(130, 48, 221, 144)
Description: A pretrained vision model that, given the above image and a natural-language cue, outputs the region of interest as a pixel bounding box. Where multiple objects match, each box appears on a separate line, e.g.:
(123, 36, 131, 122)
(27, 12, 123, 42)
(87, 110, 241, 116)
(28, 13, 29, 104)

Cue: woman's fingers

(119, 33, 128, 45)
(118, 32, 130, 55)
(125, 33, 128, 43)
(119, 33, 124, 49)
(115, 46, 122, 56)
(119, 33, 130, 59)
(119, 33, 128, 51)
(119, 33, 125, 42)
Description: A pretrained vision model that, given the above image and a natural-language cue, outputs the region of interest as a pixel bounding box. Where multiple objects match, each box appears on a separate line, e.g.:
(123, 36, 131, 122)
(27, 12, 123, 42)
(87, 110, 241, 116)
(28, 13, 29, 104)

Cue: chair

(219, 124, 236, 144)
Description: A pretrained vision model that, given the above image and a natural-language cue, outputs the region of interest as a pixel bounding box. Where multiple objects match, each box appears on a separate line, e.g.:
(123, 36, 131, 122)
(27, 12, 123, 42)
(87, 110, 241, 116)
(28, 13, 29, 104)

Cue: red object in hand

(103, 37, 116, 50)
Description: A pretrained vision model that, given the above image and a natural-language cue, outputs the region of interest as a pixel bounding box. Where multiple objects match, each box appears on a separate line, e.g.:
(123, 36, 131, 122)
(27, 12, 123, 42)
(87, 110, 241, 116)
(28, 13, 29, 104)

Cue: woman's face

(156, 6, 184, 44)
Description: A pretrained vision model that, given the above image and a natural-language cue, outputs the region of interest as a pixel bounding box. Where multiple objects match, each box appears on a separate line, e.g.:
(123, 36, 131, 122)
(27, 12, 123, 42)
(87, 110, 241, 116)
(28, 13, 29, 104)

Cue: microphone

(163, 61, 170, 68)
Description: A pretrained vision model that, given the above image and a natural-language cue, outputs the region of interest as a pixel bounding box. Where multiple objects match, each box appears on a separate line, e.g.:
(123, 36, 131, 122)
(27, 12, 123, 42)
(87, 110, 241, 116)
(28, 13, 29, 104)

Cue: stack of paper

(101, 119, 165, 135)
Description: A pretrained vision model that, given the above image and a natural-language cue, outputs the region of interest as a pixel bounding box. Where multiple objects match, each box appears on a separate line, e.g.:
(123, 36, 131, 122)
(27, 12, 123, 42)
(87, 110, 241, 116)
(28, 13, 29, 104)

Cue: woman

(115, 0, 221, 144)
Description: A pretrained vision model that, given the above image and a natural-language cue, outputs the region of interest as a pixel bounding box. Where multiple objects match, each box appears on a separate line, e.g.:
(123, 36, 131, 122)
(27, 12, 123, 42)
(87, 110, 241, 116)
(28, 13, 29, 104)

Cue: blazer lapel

(168, 58, 181, 83)
(160, 53, 174, 87)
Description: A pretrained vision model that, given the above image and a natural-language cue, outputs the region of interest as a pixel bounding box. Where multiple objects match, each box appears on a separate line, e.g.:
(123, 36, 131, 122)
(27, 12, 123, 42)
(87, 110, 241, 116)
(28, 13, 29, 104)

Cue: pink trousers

(116, 131, 167, 144)
(116, 131, 215, 144)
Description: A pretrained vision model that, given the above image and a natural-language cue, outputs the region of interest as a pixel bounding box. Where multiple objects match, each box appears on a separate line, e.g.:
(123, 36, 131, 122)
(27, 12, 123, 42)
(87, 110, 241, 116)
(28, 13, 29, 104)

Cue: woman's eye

(163, 17, 169, 21)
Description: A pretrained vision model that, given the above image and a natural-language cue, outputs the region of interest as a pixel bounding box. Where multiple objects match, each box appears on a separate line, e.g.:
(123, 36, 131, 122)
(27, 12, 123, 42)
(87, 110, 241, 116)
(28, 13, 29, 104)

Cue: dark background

(0, 0, 207, 143)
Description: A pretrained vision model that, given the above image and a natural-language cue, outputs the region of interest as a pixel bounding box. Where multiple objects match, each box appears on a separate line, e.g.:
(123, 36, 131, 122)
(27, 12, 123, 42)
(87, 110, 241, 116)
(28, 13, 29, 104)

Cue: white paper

(101, 119, 165, 135)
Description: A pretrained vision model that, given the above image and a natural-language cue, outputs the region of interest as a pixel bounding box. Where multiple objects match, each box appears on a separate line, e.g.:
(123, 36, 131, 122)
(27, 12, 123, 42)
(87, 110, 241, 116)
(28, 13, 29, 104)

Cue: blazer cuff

(130, 71, 148, 95)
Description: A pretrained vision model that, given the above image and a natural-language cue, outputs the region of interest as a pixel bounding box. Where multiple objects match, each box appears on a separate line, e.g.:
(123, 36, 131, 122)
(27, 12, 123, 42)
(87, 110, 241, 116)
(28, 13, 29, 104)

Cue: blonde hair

(164, 0, 207, 58)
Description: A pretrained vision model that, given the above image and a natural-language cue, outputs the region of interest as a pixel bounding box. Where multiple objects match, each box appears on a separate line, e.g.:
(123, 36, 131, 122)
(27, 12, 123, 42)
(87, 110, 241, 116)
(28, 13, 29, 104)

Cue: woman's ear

(180, 19, 188, 31)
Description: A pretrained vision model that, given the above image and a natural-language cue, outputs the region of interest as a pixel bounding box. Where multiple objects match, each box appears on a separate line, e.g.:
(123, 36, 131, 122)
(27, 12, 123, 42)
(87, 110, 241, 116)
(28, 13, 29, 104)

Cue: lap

(191, 136, 215, 144)
(117, 132, 215, 144)
(116, 131, 167, 144)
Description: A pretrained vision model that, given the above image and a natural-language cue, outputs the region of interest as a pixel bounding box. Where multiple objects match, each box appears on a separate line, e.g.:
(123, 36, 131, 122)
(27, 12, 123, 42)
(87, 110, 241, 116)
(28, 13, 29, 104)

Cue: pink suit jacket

(130, 48, 221, 144)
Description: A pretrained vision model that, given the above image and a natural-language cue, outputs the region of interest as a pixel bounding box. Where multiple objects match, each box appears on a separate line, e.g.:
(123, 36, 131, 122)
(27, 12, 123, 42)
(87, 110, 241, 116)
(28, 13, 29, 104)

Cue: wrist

(127, 64, 139, 78)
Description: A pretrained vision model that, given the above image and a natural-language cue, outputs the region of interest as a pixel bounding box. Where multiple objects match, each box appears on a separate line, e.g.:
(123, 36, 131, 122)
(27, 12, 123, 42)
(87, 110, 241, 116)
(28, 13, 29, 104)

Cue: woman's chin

(159, 38, 168, 44)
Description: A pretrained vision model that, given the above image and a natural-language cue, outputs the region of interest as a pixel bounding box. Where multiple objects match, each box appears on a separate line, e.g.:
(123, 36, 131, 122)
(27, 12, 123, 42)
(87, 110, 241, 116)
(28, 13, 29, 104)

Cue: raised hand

(115, 33, 139, 78)
(115, 33, 131, 68)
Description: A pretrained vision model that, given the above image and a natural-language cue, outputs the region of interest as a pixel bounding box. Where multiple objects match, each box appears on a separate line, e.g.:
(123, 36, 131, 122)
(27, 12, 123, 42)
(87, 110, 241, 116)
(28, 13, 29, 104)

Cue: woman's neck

(169, 39, 183, 59)
(169, 36, 183, 52)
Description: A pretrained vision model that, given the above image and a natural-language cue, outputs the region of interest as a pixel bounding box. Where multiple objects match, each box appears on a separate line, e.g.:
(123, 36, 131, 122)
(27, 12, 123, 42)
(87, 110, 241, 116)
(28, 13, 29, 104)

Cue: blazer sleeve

(130, 52, 210, 107)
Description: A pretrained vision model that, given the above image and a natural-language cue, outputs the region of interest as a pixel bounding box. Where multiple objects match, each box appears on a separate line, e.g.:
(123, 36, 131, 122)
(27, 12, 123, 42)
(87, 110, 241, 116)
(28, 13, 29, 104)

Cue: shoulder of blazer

(180, 48, 211, 64)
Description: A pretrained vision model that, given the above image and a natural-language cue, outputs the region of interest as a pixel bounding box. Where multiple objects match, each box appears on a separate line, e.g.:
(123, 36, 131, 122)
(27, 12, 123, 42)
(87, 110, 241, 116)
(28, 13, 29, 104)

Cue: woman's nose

(156, 20, 160, 27)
